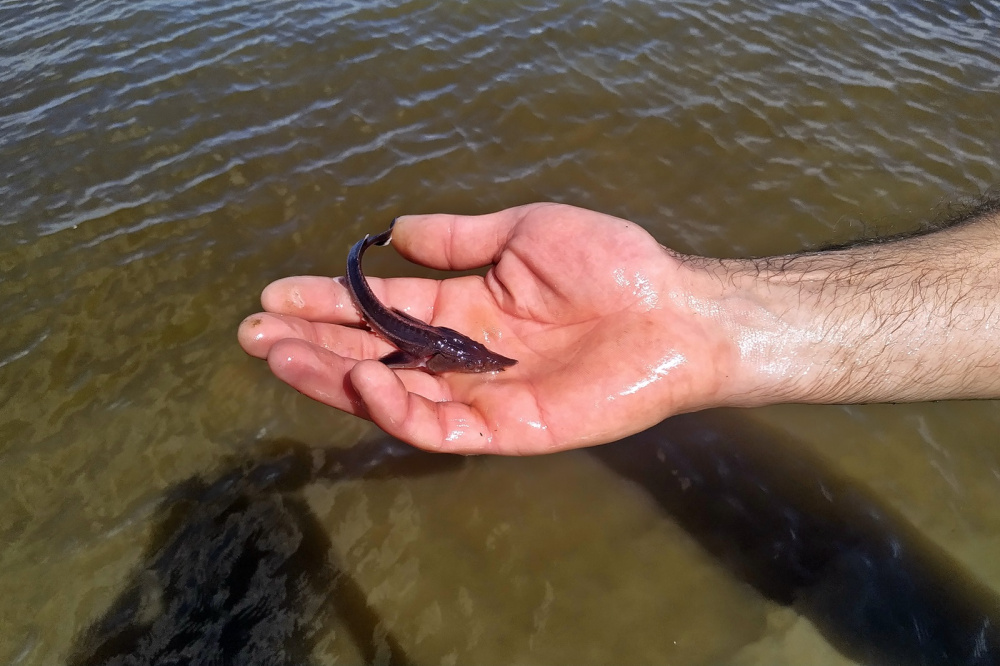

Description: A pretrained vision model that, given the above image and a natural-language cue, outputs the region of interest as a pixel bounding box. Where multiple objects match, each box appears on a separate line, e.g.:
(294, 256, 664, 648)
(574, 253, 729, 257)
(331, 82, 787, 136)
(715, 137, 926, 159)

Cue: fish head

(429, 330, 518, 373)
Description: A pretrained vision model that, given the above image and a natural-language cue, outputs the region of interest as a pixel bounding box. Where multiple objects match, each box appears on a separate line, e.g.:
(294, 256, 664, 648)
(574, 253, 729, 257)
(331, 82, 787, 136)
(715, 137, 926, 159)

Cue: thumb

(390, 205, 540, 271)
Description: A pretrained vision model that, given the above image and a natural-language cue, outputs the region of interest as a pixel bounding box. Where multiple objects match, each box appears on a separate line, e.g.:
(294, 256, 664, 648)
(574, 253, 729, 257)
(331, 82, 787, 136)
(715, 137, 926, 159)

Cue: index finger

(393, 203, 553, 271)
(260, 274, 441, 324)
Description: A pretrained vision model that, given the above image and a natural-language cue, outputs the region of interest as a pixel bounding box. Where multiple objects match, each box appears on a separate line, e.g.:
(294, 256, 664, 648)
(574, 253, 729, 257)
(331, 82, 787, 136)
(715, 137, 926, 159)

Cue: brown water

(2, 0, 1000, 663)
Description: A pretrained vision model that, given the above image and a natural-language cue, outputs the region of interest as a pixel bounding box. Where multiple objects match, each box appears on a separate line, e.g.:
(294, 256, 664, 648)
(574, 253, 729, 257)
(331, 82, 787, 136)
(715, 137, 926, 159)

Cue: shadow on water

(71, 413, 1000, 665)
(68, 437, 462, 666)
(592, 411, 1000, 666)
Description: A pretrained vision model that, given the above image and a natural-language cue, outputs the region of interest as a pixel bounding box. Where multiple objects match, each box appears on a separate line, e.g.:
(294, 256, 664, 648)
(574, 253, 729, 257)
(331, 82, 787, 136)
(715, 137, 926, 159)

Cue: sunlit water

(2, 0, 1000, 663)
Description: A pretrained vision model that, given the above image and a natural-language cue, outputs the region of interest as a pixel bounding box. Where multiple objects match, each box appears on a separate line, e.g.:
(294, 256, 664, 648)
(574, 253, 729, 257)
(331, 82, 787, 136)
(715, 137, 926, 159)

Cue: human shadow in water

(591, 411, 1000, 666)
(68, 437, 462, 666)
(71, 414, 1000, 666)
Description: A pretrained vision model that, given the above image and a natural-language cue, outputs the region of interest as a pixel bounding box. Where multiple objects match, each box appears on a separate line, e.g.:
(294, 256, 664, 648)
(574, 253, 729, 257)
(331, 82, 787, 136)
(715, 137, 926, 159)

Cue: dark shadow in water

(591, 411, 1000, 666)
(70, 413, 1000, 665)
(68, 437, 462, 666)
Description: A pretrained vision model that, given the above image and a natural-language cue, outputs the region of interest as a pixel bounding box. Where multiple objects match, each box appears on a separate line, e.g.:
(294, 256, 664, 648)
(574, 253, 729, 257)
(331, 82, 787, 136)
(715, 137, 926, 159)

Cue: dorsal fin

(392, 307, 429, 326)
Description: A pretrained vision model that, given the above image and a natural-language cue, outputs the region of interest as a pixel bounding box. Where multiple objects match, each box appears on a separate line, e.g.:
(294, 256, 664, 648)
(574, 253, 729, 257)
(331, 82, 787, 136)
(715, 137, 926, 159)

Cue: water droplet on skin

(612, 352, 686, 399)
(446, 418, 475, 442)
(632, 272, 659, 309)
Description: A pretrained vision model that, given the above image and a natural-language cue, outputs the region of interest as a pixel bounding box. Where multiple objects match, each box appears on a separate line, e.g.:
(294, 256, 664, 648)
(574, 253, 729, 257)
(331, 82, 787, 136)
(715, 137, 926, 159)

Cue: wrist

(674, 256, 816, 407)
(696, 216, 1000, 407)
(706, 254, 868, 406)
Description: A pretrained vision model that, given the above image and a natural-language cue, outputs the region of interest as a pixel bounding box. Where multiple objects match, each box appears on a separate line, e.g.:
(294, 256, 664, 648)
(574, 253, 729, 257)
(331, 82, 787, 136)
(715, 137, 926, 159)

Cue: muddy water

(2, 0, 1000, 663)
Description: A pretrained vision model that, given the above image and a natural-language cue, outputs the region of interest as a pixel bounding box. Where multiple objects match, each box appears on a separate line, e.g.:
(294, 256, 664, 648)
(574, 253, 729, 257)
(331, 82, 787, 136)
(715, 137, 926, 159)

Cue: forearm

(705, 208, 1000, 406)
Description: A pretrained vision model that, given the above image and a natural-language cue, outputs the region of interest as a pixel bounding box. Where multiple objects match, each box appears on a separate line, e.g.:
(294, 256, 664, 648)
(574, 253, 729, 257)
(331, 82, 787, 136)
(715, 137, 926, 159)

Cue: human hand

(239, 203, 744, 454)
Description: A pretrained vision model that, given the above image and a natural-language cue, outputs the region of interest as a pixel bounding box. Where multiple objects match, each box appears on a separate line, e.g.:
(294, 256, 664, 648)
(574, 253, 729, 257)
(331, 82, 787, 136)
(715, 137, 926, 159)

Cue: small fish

(345, 220, 517, 373)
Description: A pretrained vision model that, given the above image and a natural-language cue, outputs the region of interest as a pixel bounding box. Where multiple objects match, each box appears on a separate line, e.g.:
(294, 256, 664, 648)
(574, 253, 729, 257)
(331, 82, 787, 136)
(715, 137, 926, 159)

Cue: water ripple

(2, 4, 1000, 659)
(3, 0, 997, 251)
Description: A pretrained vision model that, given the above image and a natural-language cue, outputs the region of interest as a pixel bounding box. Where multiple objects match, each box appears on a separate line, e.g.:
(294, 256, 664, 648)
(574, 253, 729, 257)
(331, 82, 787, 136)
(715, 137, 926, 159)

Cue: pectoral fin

(379, 349, 429, 368)
(426, 354, 467, 373)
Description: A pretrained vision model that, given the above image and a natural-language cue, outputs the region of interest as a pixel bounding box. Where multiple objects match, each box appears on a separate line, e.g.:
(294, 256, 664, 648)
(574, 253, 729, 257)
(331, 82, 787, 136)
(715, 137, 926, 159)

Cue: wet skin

(346, 221, 517, 373)
(239, 203, 730, 455)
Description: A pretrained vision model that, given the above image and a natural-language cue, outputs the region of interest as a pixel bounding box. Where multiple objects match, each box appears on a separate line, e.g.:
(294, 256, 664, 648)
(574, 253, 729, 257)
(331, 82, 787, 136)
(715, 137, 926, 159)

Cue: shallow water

(2, 0, 1000, 663)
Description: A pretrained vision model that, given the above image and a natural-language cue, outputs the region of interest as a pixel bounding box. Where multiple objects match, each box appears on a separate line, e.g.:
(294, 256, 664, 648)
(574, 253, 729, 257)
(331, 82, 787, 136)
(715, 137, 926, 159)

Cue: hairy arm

(709, 206, 1000, 406)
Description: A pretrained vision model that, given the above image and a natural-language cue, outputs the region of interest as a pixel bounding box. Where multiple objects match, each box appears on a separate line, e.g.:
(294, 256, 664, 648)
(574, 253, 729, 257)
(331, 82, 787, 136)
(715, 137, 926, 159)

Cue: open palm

(239, 203, 738, 454)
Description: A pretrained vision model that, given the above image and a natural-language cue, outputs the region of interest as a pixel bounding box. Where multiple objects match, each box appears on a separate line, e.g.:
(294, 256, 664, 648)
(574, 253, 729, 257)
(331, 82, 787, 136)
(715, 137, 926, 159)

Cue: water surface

(2, 0, 1000, 663)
